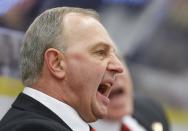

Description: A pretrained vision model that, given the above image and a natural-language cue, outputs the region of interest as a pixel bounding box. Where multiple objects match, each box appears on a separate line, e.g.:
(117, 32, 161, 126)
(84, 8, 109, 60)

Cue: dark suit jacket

(0, 93, 72, 131)
(0, 93, 169, 131)
(133, 93, 169, 131)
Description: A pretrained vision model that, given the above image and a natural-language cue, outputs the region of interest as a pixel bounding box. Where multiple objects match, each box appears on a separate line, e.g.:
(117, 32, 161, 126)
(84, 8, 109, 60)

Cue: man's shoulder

(0, 93, 72, 131)
(0, 108, 71, 131)
(0, 117, 70, 131)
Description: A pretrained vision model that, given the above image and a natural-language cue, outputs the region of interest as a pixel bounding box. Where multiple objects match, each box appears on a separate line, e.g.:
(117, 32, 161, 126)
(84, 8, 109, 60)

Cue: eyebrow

(89, 42, 114, 52)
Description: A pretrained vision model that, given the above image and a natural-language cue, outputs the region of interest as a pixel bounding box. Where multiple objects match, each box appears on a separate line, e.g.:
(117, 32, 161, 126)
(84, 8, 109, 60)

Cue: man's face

(106, 64, 133, 120)
(62, 13, 124, 122)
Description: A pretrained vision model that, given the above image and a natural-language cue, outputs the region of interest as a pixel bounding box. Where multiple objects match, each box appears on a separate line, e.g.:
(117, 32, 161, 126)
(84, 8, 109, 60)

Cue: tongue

(97, 91, 110, 105)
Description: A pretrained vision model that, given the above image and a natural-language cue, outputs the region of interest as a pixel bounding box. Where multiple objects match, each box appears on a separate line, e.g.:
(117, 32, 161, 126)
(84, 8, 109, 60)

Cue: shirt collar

(23, 87, 90, 131)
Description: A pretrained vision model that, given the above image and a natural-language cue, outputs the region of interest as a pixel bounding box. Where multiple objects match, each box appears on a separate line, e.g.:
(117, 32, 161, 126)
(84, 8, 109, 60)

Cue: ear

(44, 48, 66, 79)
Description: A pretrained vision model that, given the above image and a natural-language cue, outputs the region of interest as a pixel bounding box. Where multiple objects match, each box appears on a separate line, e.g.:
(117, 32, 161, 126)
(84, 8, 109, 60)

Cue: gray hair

(20, 7, 99, 86)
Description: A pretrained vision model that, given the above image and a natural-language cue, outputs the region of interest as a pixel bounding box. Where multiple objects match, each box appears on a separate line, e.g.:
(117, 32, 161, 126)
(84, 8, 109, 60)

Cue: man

(91, 62, 169, 131)
(0, 7, 124, 131)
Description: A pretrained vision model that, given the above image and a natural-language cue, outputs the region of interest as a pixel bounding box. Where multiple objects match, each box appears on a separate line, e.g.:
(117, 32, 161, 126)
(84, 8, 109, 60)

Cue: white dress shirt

(23, 87, 90, 131)
(90, 115, 146, 131)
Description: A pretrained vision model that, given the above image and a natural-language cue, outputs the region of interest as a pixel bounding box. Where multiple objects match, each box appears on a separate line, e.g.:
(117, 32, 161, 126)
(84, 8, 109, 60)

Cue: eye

(95, 49, 108, 59)
(96, 49, 106, 55)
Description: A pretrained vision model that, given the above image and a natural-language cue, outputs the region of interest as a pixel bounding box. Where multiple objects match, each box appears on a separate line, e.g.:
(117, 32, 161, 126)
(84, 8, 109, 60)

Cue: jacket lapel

(12, 93, 72, 130)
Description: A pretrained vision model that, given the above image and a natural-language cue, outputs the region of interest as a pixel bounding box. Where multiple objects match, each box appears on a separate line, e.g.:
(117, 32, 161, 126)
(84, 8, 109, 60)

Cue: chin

(98, 111, 108, 119)
(87, 111, 107, 122)
(94, 108, 108, 120)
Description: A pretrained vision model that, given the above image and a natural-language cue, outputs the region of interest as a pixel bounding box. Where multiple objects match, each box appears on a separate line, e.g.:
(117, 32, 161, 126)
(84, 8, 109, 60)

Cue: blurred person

(0, 0, 39, 30)
(0, 7, 124, 131)
(91, 62, 169, 131)
(0, 0, 102, 31)
(38, 0, 102, 13)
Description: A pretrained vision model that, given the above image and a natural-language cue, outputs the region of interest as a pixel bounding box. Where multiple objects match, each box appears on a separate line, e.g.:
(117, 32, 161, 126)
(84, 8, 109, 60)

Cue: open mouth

(97, 83, 112, 98)
(109, 88, 124, 99)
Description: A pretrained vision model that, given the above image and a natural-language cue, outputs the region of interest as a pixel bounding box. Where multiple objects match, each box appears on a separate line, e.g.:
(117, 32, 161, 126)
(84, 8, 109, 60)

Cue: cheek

(66, 52, 108, 85)
(66, 57, 106, 90)
(80, 60, 107, 82)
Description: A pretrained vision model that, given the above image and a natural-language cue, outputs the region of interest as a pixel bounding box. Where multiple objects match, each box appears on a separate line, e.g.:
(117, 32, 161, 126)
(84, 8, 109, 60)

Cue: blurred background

(0, 0, 188, 130)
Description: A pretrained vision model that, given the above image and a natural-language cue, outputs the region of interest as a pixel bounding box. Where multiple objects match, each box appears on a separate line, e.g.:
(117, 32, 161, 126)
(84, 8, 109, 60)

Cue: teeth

(103, 83, 111, 88)
(105, 84, 111, 96)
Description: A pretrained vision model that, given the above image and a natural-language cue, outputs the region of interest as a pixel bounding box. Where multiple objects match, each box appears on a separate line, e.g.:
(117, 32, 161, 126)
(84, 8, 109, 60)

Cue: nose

(107, 54, 124, 74)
